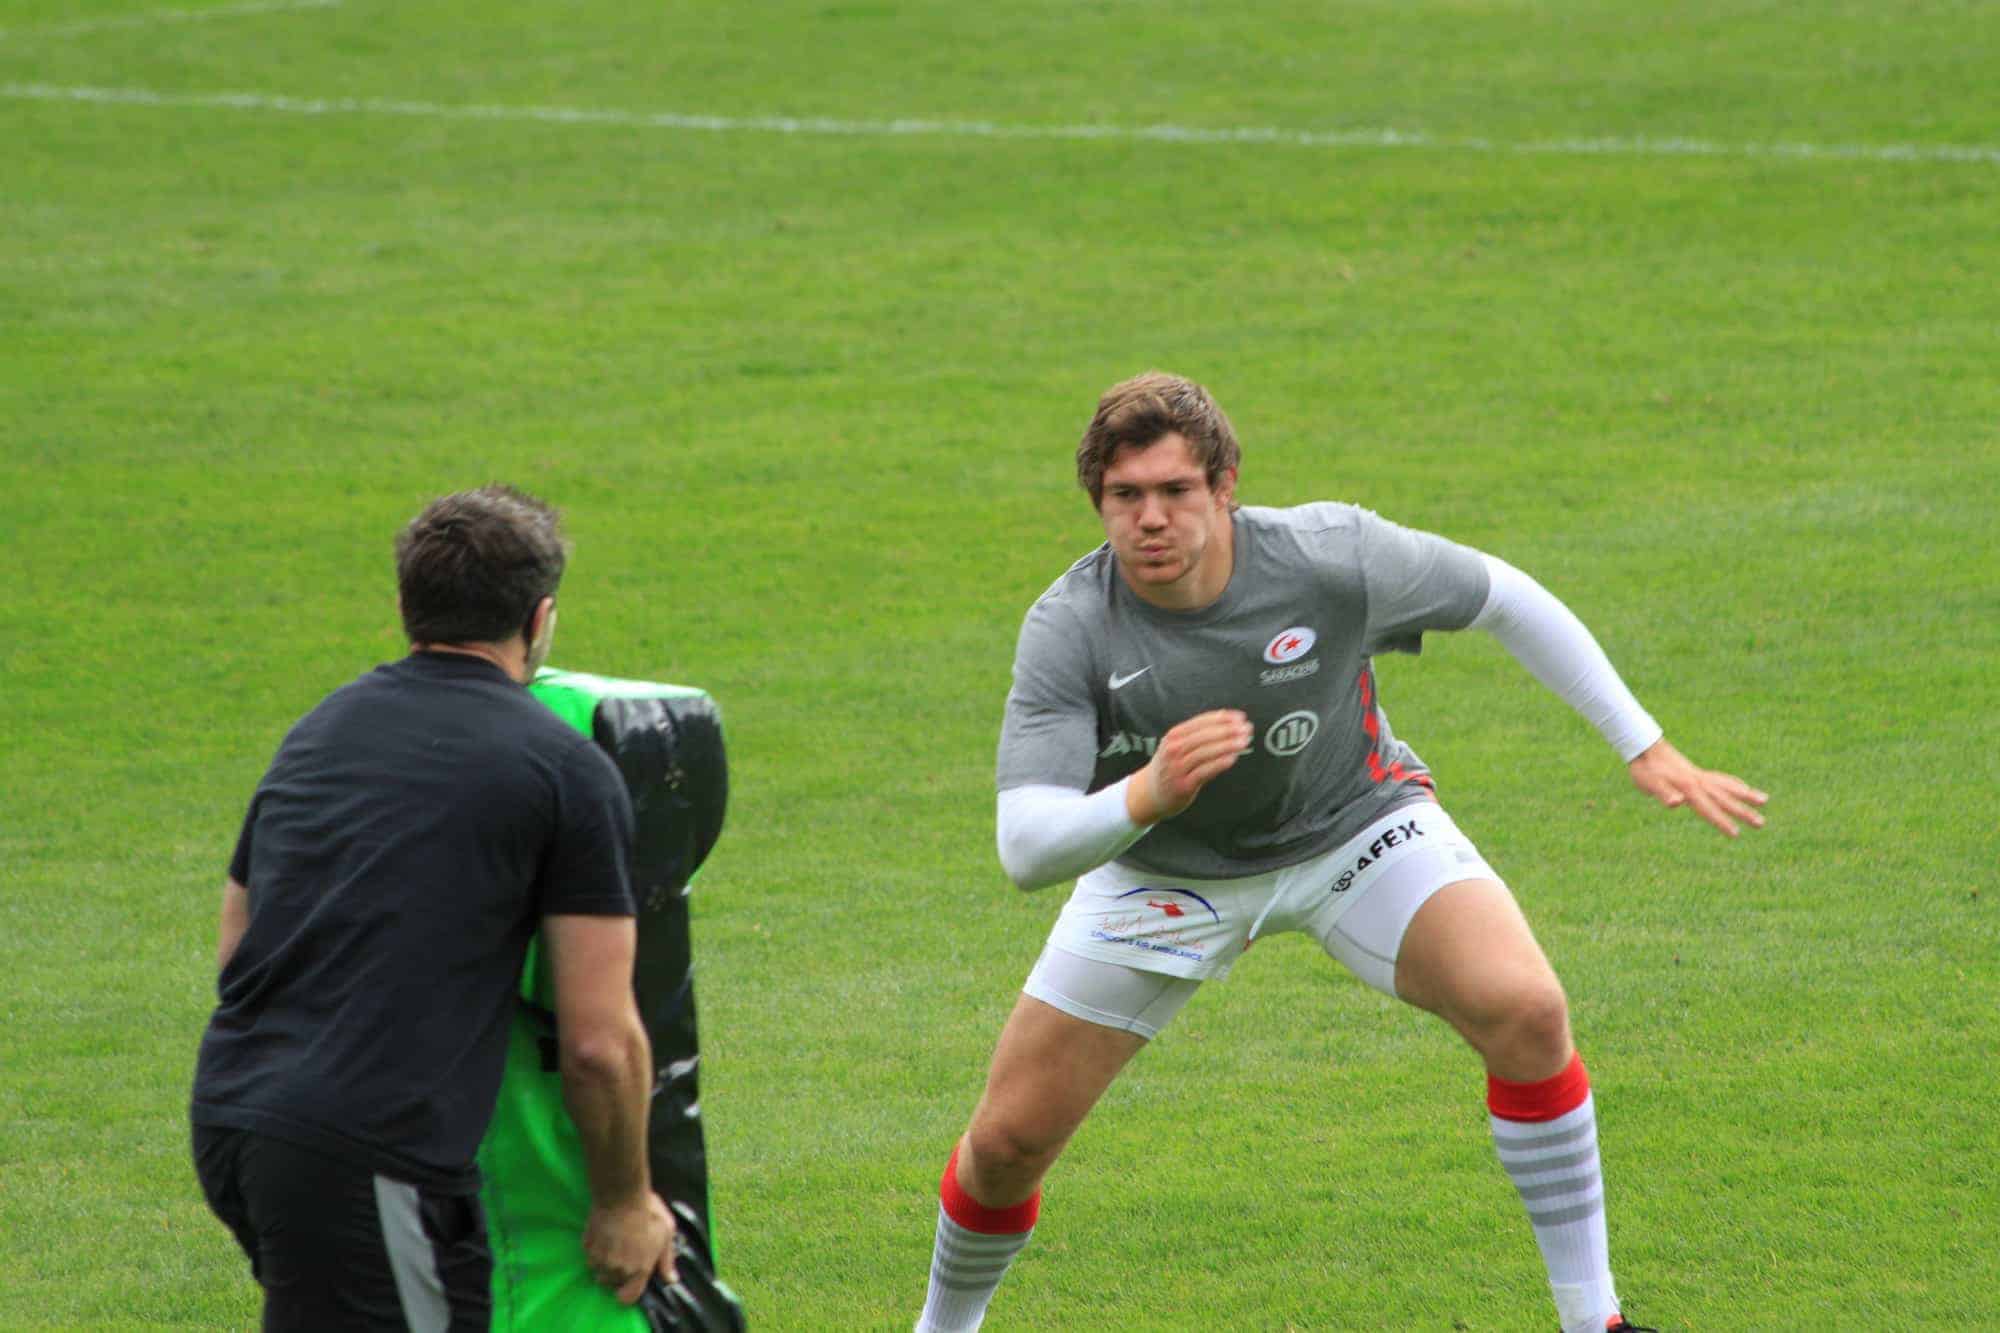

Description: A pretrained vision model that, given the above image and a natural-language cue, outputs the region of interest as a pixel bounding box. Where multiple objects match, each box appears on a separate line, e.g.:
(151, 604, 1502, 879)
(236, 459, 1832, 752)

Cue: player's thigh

(971, 960, 1177, 1150)
(1392, 876, 1563, 1029)
(1309, 803, 1507, 999)
(1023, 941, 1201, 1042)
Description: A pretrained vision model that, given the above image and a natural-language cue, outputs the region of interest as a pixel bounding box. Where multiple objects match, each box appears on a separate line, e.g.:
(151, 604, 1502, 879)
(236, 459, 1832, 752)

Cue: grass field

(3, 2, 1996, 1328)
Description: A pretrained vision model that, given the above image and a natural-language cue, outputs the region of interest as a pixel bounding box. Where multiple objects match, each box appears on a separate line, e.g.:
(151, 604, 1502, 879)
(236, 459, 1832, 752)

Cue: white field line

(3, 80, 1998, 167)
(0, 0, 338, 41)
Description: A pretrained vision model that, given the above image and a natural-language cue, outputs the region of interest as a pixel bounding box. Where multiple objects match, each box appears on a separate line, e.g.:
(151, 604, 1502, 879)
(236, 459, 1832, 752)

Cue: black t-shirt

(191, 651, 635, 1192)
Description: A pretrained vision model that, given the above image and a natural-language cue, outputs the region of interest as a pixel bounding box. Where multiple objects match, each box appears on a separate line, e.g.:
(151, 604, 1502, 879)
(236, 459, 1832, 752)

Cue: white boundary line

(0, 0, 338, 40)
(4, 81, 1997, 167)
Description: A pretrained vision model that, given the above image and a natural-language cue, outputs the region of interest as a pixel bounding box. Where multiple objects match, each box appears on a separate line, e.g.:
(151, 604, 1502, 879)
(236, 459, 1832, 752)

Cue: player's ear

(524, 596, 556, 648)
(1213, 467, 1239, 507)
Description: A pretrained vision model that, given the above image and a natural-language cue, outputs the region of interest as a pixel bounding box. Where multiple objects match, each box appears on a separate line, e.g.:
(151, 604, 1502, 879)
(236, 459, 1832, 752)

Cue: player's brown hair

(396, 484, 568, 646)
(1075, 371, 1241, 506)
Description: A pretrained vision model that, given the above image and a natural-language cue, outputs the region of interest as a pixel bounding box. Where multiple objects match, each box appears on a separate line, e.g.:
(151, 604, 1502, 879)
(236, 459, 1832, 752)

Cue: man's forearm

(559, 1018, 656, 1208)
(1469, 553, 1663, 761)
(996, 781, 1148, 890)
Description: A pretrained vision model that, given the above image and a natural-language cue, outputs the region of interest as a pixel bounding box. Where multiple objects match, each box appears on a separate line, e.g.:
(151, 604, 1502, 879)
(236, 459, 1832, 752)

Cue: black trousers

(193, 1125, 492, 1332)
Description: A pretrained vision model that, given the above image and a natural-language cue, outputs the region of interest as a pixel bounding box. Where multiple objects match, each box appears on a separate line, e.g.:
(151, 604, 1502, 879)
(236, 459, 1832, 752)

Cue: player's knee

(1497, 978, 1572, 1065)
(964, 1118, 1061, 1183)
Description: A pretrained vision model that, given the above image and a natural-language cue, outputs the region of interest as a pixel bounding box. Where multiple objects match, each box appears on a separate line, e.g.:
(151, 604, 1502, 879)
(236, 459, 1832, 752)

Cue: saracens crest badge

(1263, 626, 1317, 664)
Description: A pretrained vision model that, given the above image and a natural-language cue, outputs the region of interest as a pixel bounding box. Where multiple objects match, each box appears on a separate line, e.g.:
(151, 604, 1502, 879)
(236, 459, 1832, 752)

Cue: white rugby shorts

(1025, 802, 1499, 1036)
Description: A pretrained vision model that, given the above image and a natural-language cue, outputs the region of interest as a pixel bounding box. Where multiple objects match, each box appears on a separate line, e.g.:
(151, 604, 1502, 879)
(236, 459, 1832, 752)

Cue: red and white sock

(914, 1145, 1039, 1333)
(1488, 1052, 1621, 1333)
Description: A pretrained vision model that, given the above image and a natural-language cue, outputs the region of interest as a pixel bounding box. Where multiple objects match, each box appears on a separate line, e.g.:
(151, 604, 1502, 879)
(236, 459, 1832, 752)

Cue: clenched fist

(1127, 709, 1255, 825)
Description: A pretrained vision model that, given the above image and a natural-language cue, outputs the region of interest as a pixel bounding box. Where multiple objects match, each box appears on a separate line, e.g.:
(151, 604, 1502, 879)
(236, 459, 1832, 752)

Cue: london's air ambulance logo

(1260, 626, 1320, 686)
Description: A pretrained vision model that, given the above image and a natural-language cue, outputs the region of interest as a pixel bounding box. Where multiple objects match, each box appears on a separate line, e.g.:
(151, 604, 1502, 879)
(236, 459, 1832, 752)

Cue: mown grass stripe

(0, 0, 338, 40)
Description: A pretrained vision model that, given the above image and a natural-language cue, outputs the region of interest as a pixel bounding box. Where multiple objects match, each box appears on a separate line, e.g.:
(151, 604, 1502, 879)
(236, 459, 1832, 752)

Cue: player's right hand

(583, 1191, 677, 1304)
(1130, 709, 1254, 825)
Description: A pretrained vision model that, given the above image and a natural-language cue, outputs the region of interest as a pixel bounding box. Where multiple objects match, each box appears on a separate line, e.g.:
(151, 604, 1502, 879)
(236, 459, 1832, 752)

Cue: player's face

(1097, 433, 1237, 610)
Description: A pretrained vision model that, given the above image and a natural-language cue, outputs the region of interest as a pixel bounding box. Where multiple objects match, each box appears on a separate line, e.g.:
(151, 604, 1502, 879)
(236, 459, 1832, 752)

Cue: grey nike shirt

(996, 502, 1490, 880)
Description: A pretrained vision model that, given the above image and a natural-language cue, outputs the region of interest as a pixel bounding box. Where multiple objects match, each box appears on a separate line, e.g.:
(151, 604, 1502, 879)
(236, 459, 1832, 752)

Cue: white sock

(1491, 1093, 1618, 1332)
(915, 1146, 1039, 1333)
(915, 1203, 1036, 1332)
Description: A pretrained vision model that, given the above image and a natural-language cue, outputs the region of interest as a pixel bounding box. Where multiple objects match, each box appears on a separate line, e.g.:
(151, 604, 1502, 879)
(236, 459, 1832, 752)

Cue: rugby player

(915, 373, 1766, 1333)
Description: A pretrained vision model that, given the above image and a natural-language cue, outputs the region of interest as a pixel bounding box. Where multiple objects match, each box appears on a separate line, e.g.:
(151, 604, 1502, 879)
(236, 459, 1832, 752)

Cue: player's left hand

(1627, 738, 1768, 837)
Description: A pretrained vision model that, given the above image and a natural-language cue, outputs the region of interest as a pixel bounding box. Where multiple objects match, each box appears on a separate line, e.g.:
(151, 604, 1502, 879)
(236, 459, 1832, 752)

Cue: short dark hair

(396, 485, 568, 645)
(1076, 371, 1241, 506)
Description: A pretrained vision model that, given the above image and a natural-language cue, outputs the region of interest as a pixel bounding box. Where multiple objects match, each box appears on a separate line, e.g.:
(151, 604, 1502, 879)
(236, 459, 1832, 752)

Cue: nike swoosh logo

(1108, 667, 1152, 689)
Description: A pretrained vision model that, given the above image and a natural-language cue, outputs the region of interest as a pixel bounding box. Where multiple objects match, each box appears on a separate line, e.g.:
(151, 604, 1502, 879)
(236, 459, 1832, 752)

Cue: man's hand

(583, 1192, 677, 1304)
(1128, 709, 1255, 825)
(1628, 738, 1769, 837)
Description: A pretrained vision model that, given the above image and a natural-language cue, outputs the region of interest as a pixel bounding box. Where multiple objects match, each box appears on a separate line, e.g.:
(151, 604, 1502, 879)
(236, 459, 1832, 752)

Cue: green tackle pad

(479, 667, 743, 1332)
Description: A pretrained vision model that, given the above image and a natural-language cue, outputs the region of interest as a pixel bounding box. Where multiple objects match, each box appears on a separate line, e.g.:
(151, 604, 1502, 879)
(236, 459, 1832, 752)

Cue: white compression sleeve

(1470, 554, 1664, 763)
(995, 782, 1148, 891)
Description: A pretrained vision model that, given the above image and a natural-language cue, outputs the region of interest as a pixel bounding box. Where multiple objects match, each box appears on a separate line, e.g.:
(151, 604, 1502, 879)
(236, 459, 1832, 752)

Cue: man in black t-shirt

(192, 486, 677, 1329)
